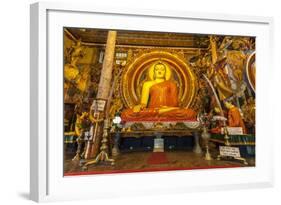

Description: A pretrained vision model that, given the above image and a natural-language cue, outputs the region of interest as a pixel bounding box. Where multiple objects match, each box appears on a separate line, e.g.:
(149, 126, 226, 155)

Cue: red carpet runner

(147, 152, 168, 164)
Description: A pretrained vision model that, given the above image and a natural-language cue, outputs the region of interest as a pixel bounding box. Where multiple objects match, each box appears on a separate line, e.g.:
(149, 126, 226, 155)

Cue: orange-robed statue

(121, 61, 197, 122)
(224, 101, 247, 134)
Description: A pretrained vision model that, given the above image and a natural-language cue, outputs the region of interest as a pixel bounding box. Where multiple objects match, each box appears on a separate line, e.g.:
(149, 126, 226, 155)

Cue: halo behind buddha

(121, 50, 198, 109)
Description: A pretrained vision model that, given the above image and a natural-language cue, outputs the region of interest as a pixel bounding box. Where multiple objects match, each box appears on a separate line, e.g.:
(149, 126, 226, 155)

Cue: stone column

(84, 31, 117, 159)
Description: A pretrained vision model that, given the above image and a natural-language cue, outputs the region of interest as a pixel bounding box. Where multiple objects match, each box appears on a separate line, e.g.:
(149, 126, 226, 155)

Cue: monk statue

(121, 61, 197, 122)
(224, 101, 246, 134)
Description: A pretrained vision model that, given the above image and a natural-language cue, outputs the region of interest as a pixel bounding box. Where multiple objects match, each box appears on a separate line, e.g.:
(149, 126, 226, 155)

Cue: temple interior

(63, 28, 256, 176)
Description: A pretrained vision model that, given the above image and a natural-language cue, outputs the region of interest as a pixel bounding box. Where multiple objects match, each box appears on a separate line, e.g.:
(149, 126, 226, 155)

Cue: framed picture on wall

(30, 2, 274, 202)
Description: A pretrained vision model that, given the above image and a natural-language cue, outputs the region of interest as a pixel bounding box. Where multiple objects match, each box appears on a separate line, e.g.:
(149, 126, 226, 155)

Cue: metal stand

(112, 131, 120, 156)
(216, 126, 248, 165)
(82, 119, 115, 170)
(217, 155, 248, 165)
(205, 146, 212, 161)
(193, 131, 202, 154)
(223, 126, 231, 146)
(72, 133, 83, 161)
(201, 127, 212, 160)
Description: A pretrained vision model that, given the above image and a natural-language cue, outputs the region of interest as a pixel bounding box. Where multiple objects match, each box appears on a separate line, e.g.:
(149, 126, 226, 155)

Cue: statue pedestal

(117, 121, 203, 154)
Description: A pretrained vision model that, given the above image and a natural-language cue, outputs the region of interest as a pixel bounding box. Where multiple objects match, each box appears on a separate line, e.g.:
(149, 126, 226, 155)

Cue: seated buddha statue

(121, 61, 197, 122)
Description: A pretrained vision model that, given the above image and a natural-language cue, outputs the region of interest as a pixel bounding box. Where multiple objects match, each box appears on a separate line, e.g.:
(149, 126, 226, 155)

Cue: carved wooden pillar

(97, 31, 117, 99)
(84, 31, 117, 159)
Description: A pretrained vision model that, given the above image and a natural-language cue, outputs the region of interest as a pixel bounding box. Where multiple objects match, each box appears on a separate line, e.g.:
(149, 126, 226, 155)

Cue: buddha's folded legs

(158, 108, 197, 120)
(121, 107, 197, 122)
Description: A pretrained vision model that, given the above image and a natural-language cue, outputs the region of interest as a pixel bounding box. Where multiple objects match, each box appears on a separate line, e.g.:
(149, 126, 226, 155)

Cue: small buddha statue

(121, 61, 197, 122)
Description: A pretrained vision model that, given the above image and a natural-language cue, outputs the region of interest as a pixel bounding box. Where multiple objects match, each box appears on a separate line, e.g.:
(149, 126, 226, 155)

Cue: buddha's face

(154, 64, 166, 79)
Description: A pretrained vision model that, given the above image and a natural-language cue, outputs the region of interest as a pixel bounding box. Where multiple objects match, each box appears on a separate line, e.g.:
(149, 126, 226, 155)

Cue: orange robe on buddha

(121, 80, 197, 122)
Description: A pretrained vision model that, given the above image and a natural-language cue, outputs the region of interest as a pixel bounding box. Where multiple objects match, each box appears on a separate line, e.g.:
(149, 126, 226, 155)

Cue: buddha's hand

(133, 104, 145, 112)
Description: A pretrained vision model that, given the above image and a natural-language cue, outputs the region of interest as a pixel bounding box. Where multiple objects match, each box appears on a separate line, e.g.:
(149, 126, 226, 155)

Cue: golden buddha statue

(121, 61, 197, 122)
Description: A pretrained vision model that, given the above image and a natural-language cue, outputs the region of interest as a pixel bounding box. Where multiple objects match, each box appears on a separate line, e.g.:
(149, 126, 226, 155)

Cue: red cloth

(147, 152, 168, 164)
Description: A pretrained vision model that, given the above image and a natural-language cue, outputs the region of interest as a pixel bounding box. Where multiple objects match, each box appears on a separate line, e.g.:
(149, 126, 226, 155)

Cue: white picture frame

(30, 2, 274, 202)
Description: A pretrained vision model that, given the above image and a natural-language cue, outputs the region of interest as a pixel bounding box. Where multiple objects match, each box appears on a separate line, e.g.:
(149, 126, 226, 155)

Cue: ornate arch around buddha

(245, 51, 255, 92)
(120, 50, 198, 109)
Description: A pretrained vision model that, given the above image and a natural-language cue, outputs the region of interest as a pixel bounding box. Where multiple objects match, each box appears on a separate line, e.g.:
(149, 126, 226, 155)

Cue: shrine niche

(120, 50, 198, 110)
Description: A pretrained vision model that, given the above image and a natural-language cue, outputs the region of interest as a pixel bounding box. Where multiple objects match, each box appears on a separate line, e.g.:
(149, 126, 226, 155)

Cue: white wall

(0, 0, 280, 204)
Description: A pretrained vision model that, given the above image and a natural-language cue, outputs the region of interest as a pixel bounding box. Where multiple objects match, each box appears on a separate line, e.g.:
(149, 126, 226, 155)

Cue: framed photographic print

(30, 2, 274, 202)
